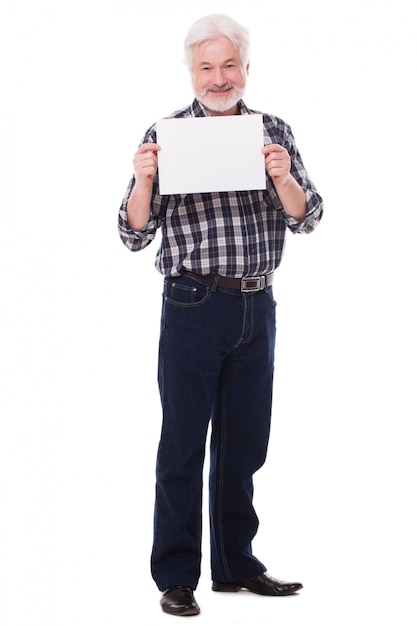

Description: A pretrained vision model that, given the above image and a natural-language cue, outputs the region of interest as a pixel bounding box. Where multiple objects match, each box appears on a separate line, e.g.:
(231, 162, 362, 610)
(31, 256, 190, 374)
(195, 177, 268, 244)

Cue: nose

(212, 67, 227, 86)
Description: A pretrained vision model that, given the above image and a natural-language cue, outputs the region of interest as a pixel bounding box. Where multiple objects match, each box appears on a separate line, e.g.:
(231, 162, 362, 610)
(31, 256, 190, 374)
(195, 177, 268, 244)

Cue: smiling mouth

(208, 86, 233, 95)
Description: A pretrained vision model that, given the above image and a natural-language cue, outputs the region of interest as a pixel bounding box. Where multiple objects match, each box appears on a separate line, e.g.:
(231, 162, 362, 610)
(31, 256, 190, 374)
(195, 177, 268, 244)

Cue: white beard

(195, 85, 246, 113)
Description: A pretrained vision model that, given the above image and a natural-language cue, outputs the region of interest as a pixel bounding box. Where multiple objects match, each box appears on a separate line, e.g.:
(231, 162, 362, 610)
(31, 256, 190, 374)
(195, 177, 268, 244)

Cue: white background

(1, 0, 416, 624)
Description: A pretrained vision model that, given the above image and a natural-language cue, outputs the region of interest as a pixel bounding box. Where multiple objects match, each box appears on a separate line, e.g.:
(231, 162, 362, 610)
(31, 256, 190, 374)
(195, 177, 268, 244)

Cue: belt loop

(210, 274, 220, 292)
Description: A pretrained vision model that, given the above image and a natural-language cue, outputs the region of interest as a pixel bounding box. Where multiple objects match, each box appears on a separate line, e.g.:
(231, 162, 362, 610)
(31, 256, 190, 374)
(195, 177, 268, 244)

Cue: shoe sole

(161, 606, 200, 616)
(212, 581, 303, 595)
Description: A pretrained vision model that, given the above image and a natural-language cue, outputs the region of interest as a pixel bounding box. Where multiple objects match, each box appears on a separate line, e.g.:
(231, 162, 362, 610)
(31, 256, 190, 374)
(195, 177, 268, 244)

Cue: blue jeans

(151, 274, 277, 591)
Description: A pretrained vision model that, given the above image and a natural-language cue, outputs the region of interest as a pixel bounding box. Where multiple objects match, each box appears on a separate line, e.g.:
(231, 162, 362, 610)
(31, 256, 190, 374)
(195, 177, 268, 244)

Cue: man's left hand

(262, 144, 291, 186)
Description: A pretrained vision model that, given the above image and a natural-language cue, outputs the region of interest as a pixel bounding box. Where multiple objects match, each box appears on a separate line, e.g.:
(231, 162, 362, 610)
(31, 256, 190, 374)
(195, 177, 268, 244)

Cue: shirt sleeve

(117, 126, 162, 252)
(118, 175, 161, 252)
(280, 124, 323, 235)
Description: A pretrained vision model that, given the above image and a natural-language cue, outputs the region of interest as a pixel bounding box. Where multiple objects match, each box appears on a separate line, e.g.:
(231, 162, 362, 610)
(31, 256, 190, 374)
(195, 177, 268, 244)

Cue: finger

(138, 143, 161, 154)
(261, 143, 285, 155)
(266, 158, 287, 172)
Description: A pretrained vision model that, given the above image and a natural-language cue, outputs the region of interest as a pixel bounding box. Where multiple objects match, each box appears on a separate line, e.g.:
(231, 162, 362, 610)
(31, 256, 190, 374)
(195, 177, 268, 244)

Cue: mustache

(203, 84, 234, 94)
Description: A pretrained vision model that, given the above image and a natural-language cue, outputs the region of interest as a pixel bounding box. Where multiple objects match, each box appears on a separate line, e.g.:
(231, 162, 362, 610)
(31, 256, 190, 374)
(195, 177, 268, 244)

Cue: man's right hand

(127, 143, 161, 231)
(133, 143, 161, 186)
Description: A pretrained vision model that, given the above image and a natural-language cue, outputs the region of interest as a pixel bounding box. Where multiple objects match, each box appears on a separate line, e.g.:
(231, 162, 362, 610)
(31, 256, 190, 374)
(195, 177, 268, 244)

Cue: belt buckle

(241, 276, 265, 293)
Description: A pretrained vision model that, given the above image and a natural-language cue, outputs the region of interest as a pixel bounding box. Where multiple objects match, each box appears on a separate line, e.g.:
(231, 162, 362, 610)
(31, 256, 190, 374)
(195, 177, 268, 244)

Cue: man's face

(191, 36, 248, 115)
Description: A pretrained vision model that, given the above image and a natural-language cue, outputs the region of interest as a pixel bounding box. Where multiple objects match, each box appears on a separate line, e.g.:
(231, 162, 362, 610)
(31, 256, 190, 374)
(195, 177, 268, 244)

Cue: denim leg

(209, 290, 276, 582)
(151, 276, 223, 591)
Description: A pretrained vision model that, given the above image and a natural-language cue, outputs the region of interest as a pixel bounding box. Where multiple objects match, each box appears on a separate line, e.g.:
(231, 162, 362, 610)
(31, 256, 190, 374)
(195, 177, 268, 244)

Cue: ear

(245, 61, 250, 75)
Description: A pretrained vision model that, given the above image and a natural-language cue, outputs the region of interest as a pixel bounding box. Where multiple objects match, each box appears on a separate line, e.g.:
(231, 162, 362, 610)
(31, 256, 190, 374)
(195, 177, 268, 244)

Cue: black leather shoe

(212, 572, 303, 596)
(160, 586, 200, 616)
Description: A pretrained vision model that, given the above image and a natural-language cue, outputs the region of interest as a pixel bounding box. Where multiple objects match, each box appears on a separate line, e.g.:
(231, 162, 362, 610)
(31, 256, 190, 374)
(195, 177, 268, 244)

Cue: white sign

(156, 114, 266, 195)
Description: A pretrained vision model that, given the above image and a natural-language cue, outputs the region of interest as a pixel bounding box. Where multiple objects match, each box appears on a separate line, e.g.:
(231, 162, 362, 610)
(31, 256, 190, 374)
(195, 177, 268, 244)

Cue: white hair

(183, 14, 251, 70)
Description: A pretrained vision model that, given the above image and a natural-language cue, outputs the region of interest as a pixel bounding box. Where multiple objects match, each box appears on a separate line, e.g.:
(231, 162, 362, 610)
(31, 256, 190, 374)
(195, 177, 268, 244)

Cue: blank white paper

(156, 114, 266, 195)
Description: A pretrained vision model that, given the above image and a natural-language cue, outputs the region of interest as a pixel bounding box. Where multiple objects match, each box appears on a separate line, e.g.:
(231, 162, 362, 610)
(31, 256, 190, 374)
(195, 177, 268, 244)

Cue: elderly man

(119, 13, 323, 617)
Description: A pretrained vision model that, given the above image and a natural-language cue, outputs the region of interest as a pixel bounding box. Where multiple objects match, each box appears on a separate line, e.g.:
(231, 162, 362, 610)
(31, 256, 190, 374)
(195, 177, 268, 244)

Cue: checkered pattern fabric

(118, 99, 323, 277)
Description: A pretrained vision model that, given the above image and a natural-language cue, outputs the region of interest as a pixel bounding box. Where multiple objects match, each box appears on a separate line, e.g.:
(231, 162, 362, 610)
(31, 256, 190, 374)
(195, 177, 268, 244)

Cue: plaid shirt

(118, 99, 323, 277)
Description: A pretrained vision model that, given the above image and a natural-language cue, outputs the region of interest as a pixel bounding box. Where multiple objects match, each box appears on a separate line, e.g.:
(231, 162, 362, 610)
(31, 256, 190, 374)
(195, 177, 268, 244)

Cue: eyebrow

(198, 57, 238, 66)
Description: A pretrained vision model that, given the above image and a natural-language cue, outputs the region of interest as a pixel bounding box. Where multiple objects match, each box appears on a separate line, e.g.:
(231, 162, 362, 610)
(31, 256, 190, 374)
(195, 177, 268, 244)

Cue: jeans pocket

(166, 280, 211, 308)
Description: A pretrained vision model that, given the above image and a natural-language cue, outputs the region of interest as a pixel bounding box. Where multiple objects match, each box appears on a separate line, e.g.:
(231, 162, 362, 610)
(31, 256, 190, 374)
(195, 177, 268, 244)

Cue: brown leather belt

(182, 271, 274, 293)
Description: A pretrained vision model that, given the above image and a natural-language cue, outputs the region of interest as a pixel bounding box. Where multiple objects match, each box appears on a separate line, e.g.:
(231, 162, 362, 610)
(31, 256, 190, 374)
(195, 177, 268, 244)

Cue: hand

(261, 144, 291, 186)
(133, 143, 161, 185)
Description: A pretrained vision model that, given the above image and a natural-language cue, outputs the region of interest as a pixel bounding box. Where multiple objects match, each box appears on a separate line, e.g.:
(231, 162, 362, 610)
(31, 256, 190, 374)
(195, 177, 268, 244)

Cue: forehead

(192, 36, 242, 65)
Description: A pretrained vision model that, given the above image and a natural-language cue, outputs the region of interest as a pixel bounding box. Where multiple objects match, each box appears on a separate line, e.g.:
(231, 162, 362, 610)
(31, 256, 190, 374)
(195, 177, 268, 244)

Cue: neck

(210, 105, 239, 116)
